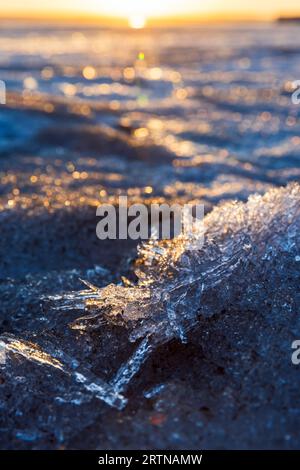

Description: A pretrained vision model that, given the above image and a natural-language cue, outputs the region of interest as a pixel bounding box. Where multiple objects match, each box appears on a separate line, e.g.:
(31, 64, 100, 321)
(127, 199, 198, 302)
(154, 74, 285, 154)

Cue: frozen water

(67, 184, 300, 392)
(0, 333, 127, 410)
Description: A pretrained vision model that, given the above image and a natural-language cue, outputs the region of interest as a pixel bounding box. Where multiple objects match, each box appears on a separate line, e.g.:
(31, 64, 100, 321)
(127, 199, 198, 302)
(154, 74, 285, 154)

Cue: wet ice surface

(0, 23, 300, 449)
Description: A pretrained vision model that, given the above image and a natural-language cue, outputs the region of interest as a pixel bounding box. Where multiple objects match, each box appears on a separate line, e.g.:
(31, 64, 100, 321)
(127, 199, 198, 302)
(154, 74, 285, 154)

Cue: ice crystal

(65, 184, 300, 394)
(0, 333, 127, 410)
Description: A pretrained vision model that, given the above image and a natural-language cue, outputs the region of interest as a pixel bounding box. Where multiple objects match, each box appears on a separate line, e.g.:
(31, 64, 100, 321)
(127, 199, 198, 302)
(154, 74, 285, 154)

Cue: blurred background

(1, 1, 300, 223)
(1, 0, 300, 343)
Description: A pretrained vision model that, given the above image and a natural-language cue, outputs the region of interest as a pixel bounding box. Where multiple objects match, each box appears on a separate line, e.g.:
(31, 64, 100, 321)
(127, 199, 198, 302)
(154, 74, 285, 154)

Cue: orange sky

(0, 0, 300, 24)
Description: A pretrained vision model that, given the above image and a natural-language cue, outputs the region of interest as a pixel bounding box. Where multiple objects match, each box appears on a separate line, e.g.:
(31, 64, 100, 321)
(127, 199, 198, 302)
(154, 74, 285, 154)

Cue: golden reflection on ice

(3, 339, 64, 371)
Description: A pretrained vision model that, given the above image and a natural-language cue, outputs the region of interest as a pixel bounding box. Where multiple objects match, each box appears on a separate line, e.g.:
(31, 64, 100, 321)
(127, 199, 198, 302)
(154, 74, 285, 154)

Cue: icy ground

(1, 183, 299, 449)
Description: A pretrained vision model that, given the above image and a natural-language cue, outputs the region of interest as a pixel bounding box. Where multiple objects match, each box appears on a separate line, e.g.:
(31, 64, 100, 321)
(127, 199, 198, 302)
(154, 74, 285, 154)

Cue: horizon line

(0, 11, 297, 26)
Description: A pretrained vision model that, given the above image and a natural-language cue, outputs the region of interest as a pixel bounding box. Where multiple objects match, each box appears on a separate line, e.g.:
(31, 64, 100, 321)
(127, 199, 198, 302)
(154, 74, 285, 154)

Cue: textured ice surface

(65, 184, 300, 392)
(0, 334, 126, 410)
(3, 184, 298, 418)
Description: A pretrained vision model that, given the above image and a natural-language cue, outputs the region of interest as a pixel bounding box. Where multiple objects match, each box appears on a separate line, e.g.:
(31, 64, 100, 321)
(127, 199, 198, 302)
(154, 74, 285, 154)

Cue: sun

(129, 14, 146, 29)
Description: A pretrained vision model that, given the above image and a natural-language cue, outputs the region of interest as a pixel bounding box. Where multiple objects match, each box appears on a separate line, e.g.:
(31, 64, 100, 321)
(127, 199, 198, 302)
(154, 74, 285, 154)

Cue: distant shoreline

(277, 17, 300, 23)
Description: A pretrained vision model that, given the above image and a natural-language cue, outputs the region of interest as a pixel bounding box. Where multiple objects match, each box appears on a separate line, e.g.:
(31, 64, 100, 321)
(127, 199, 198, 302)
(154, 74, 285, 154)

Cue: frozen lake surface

(0, 23, 299, 449)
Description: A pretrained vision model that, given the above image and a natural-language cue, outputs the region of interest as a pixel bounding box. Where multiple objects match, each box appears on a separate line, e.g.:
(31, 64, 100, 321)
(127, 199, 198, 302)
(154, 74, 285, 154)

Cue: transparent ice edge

(0, 333, 127, 410)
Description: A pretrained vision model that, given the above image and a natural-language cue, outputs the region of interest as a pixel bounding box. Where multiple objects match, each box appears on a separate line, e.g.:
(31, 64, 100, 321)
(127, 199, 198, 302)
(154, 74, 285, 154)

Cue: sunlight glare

(129, 14, 146, 29)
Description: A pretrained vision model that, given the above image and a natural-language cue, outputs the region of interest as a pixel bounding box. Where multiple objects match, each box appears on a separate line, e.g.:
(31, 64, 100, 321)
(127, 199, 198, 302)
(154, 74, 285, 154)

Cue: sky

(0, 0, 300, 22)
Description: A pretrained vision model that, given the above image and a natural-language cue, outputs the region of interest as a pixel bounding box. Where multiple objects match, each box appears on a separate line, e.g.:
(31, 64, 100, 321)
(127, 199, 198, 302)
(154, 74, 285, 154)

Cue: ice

(0, 333, 127, 410)
(111, 336, 155, 393)
(67, 183, 300, 393)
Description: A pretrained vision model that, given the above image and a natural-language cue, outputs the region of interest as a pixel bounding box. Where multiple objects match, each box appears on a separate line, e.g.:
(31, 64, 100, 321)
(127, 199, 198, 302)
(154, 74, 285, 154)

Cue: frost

(64, 183, 300, 397)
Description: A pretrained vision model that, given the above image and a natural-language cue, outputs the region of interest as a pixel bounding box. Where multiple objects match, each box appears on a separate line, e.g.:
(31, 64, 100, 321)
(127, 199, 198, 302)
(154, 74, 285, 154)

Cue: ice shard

(67, 184, 300, 393)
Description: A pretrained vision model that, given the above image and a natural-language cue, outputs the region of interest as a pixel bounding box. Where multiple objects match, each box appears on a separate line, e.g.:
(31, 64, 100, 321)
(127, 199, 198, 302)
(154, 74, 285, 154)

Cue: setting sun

(1, 0, 300, 24)
(129, 14, 146, 29)
(96, 0, 174, 26)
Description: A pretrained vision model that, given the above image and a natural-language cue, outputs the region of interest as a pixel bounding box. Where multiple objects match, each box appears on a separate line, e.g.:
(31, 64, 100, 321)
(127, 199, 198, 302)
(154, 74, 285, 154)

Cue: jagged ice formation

(57, 183, 300, 398)
(1, 184, 299, 409)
